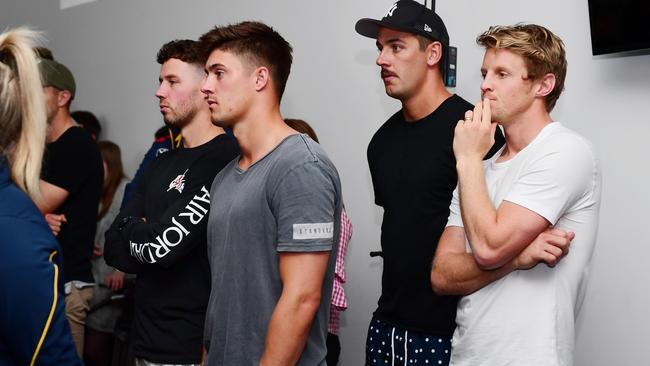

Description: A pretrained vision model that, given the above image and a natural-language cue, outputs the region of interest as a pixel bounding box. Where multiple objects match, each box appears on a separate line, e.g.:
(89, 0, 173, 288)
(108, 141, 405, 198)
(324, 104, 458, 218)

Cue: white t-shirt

(447, 122, 601, 366)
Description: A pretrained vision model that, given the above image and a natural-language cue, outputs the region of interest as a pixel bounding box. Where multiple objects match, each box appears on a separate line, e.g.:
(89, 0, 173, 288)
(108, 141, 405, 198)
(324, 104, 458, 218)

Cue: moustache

(381, 69, 397, 78)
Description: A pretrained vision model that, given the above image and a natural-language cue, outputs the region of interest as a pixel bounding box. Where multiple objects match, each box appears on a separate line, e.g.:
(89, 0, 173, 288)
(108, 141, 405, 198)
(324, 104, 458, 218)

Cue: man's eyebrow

(377, 37, 404, 48)
(206, 63, 225, 73)
(159, 73, 179, 82)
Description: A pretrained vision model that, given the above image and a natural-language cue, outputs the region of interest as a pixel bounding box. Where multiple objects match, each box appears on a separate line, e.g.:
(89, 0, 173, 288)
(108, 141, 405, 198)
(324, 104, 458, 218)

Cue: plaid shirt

(329, 208, 352, 334)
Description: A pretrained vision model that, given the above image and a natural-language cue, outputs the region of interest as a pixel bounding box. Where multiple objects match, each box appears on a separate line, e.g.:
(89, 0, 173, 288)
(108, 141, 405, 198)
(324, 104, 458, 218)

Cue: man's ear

(254, 66, 270, 92)
(535, 73, 556, 97)
(57, 90, 72, 107)
(427, 41, 443, 67)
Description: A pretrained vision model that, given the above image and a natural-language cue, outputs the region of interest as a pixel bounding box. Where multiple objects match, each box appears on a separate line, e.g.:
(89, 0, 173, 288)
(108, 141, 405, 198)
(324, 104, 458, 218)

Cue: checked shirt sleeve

(328, 208, 352, 334)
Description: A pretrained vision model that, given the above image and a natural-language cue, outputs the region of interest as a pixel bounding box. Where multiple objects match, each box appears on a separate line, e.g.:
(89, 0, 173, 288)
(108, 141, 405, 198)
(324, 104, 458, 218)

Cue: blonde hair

(0, 27, 47, 200)
(477, 24, 567, 112)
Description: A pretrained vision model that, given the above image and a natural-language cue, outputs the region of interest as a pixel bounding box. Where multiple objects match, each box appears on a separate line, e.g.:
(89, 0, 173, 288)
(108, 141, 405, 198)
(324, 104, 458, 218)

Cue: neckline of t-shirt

(177, 132, 231, 153)
(234, 133, 304, 174)
(401, 94, 460, 126)
(490, 121, 561, 167)
(54, 125, 83, 141)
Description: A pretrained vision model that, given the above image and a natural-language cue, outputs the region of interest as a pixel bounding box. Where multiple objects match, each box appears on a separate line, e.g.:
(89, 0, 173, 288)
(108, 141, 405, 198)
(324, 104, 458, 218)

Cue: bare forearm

(37, 180, 68, 214)
(431, 252, 515, 295)
(456, 158, 552, 269)
(453, 100, 530, 267)
(260, 294, 320, 365)
(456, 159, 500, 254)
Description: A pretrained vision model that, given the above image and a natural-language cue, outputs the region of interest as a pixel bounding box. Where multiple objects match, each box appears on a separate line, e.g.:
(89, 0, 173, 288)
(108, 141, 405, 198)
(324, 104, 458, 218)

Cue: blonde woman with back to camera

(0, 27, 82, 365)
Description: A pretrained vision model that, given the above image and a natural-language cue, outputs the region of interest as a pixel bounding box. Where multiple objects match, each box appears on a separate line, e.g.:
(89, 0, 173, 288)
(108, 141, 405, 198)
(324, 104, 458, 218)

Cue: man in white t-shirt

(430, 24, 601, 366)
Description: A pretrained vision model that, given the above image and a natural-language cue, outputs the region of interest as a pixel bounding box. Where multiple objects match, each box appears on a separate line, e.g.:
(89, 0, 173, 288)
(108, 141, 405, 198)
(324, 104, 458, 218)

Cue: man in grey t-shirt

(198, 22, 342, 365)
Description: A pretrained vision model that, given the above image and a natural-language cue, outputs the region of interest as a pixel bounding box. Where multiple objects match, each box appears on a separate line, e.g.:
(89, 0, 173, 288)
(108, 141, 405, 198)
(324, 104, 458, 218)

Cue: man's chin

(210, 118, 230, 129)
(385, 88, 403, 100)
(163, 117, 189, 129)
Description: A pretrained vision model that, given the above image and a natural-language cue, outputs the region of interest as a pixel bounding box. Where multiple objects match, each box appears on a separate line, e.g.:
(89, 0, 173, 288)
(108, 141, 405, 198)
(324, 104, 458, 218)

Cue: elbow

(473, 248, 505, 270)
(289, 288, 322, 319)
(103, 244, 114, 266)
(430, 266, 454, 296)
(299, 291, 322, 314)
(102, 239, 124, 269)
(103, 249, 119, 269)
(469, 233, 512, 270)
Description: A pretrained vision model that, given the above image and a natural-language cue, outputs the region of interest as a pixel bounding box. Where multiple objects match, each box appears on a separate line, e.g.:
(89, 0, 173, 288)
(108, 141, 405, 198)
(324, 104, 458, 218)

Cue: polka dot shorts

(365, 317, 451, 366)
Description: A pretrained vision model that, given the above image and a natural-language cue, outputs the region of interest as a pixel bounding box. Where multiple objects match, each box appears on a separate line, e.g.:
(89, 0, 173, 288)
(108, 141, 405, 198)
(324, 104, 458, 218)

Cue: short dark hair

(198, 21, 293, 100)
(156, 39, 202, 66)
(71, 110, 101, 139)
(414, 34, 446, 78)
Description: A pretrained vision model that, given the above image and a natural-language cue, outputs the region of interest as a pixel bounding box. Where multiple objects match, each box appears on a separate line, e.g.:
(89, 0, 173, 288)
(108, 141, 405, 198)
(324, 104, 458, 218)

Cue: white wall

(3, 0, 649, 364)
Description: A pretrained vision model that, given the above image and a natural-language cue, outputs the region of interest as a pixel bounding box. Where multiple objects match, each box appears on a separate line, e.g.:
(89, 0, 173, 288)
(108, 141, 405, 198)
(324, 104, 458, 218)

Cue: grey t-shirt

(204, 133, 342, 366)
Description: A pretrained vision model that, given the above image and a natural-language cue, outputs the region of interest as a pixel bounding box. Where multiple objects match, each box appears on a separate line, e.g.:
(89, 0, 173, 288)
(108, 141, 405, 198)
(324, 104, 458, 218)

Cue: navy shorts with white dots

(365, 317, 452, 366)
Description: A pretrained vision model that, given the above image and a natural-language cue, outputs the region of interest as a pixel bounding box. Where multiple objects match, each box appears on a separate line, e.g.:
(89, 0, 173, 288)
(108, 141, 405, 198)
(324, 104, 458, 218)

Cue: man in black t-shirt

(104, 40, 239, 365)
(355, 2, 505, 364)
(36, 56, 104, 357)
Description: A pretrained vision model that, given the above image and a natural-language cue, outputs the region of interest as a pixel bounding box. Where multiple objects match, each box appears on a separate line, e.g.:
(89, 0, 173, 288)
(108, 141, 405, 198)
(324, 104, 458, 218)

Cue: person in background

(284, 118, 319, 142)
(84, 140, 131, 366)
(72, 110, 102, 140)
(0, 26, 82, 365)
(284, 118, 353, 366)
(36, 48, 104, 358)
(121, 124, 180, 208)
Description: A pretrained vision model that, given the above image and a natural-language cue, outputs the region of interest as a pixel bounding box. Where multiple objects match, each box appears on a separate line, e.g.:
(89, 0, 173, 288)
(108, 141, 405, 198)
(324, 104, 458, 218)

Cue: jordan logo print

(168, 169, 188, 193)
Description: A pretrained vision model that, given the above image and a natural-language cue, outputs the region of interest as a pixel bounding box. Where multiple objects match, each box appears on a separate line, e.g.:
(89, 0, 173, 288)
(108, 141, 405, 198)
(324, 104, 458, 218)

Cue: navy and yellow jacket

(0, 159, 81, 365)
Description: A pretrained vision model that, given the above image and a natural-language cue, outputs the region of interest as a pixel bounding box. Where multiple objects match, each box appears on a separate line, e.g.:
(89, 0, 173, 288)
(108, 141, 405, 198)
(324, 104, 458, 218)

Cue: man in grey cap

(355, 1, 505, 364)
(36, 55, 103, 357)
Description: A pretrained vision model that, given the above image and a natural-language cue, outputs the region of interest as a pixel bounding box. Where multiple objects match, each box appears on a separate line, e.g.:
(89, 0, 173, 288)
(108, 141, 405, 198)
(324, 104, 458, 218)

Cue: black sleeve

(367, 133, 384, 207)
(121, 182, 211, 269)
(107, 150, 233, 270)
(104, 159, 153, 274)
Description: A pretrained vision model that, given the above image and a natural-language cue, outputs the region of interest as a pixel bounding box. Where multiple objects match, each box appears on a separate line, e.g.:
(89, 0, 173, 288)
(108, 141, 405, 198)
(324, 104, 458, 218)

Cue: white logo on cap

(424, 24, 432, 32)
(385, 2, 398, 17)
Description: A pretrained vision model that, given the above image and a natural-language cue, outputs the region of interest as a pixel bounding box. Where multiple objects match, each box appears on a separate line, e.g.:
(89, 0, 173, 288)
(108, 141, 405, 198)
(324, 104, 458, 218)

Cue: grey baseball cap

(39, 58, 76, 99)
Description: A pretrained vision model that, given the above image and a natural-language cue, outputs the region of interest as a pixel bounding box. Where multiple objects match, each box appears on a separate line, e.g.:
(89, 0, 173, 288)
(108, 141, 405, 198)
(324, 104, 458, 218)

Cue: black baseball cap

(355, 0, 449, 46)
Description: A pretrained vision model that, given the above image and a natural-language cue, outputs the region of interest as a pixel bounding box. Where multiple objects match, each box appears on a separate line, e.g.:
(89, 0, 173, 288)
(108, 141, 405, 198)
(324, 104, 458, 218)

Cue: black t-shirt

(104, 133, 240, 364)
(367, 94, 505, 336)
(42, 126, 103, 283)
